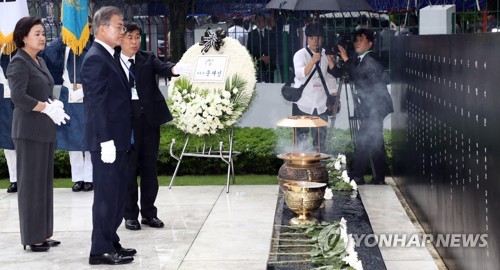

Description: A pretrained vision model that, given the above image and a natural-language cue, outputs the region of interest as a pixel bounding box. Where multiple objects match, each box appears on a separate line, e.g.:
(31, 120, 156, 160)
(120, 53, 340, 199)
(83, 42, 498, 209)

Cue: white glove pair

(173, 63, 192, 76)
(41, 99, 70, 126)
(100, 140, 116, 163)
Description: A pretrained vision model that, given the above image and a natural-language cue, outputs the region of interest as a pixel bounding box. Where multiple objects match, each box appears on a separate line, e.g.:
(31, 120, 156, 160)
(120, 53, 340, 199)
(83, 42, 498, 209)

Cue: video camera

(325, 32, 355, 57)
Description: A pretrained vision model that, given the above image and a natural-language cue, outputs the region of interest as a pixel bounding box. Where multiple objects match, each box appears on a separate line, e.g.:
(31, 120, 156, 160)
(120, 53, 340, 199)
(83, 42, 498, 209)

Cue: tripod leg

(326, 77, 344, 150)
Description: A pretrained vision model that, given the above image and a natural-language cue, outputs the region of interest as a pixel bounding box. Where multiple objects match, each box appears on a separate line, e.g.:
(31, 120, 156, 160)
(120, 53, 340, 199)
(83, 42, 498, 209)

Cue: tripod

(326, 72, 357, 148)
(327, 72, 377, 180)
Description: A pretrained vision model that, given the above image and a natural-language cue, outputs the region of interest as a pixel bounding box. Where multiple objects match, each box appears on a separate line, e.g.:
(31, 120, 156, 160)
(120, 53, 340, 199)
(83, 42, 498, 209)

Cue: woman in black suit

(7, 16, 69, 252)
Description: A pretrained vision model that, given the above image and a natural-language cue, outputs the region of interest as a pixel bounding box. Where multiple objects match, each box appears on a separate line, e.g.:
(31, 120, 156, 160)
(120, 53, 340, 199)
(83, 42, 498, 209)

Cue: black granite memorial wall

(391, 34, 499, 270)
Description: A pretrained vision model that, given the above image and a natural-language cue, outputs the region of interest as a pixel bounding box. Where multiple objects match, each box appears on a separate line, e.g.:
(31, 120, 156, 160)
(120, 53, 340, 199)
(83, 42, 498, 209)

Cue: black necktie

(128, 59, 135, 87)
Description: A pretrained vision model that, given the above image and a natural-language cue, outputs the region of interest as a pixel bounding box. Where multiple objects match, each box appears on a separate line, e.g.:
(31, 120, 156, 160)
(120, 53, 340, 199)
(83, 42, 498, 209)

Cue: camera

(325, 32, 355, 57)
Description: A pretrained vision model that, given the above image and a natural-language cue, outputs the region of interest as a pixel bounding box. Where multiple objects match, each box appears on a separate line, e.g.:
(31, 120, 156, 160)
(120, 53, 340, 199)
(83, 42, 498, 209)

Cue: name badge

(3, 84, 11, 98)
(312, 79, 323, 90)
(69, 84, 84, 103)
(131, 87, 139, 100)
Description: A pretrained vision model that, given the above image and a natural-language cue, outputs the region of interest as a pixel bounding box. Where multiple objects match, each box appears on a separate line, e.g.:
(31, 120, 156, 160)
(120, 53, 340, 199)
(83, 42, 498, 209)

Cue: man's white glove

(41, 100, 70, 126)
(173, 63, 192, 76)
(100, 140, 116, 163)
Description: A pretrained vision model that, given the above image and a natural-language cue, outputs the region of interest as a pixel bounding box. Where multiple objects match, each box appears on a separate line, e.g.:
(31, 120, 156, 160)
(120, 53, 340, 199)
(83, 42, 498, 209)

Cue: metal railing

(26, 0, 498, 83)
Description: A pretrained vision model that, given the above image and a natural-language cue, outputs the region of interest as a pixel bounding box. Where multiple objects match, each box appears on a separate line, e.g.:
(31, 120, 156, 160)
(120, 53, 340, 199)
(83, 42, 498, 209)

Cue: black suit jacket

(344, 52, 393, 119)
(7, 49, 56, 143)
(246, 28, 276, 70)
(133, 51, 175, 127)
(81, 42, 132, 151)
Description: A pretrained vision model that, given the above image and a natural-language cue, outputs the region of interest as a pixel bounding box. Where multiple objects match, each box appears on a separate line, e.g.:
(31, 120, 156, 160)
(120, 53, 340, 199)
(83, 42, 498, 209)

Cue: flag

(0, 0, 29, 55)
(61, 0, 90, 56)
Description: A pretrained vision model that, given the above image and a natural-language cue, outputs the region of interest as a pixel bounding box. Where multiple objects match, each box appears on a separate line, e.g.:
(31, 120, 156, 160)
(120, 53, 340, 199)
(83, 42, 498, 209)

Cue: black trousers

(257, 65, 274, 83)
(350, 116, 386, 182)
(292, 104, 328, 153)
(124, 113, 160, 220)
(90, 151, 128, 255)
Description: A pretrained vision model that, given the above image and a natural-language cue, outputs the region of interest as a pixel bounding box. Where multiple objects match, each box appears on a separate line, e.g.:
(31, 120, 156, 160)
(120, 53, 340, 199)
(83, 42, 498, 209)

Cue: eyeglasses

(108, 25, 126, 33)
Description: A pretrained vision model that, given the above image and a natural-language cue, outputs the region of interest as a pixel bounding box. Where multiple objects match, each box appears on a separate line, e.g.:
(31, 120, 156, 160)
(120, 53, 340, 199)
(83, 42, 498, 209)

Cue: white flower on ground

(350, 180, 358, 190)
(339, 217, 363, 270)
(343, 252, 363, 270)
(339, 154, 347, 164)
(324, 187, 333, 200)
(341, 170, 350, 183)
(334, 160, 342, 170)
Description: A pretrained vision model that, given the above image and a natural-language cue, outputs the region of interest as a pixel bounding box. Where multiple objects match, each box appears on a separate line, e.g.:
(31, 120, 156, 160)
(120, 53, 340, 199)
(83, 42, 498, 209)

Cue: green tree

(159, 0, 194, 62)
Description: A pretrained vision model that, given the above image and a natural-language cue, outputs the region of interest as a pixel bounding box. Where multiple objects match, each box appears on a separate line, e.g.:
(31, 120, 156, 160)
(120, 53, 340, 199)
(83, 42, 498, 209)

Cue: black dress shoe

(72, 181, 84, 192)
(116, 247, 137, 256)
(83, 182, 93, 191)
(89, 252, 134, 265)
(24, 241, 50, 252)
(7, 182, 17, 193)
(141, 217, 164, 228)
(125, 219, 141, 230)
(46, 239, 61, 247)
(113, 242, 137, 256)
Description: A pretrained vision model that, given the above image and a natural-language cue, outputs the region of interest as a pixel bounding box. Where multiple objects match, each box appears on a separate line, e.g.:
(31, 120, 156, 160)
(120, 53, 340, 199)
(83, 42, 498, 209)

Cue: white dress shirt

(119, 53, 136, 82)
(293, 47, 337, 115)
(228, 25, 248, 46)
(94, 39, 116, 57)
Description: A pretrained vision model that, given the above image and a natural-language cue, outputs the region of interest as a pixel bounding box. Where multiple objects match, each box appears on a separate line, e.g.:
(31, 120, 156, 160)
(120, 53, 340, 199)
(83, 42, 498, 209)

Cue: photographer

(292, 22, 339, 152)
(337, 29, 393, 185)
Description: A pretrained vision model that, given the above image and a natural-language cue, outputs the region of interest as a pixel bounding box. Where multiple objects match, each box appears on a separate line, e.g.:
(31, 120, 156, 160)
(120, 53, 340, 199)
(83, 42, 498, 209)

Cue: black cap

(305, 22, 324, 38)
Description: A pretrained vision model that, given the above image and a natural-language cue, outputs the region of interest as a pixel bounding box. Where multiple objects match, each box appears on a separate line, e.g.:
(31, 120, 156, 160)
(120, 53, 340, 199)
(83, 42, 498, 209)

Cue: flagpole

(73, 53, 77, 89)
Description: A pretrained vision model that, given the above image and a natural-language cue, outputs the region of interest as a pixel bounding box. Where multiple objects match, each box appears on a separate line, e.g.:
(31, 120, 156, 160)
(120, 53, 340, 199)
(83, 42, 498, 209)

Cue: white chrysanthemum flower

(339, 154, 347, 164)
(167, 37, 256, 136)
(324, 187, 333, 200)
(222, 90, 231, 99)
(334, 160, 342, 170)
(350, 180, 358, 190)
(353, 260, 363, 270)
(346, 234, 356, 254)
(221, 99, 231, 106)
(342, 252, 363, 270)
(341, 170, 350, 183)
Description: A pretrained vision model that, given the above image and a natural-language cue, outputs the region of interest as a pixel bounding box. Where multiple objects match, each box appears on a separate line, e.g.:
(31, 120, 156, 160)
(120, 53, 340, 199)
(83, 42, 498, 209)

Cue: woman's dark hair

(124, 21, 142, 35)
(13, 16, 43, 48)
(305, 22, 324, 38)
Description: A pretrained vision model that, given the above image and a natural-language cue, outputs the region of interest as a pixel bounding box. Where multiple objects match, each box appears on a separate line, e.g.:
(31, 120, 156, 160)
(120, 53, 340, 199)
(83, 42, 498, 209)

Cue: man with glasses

(117, 21, 191, 231)
(337, 29, 393, 185)
(81, 6, 134, 265)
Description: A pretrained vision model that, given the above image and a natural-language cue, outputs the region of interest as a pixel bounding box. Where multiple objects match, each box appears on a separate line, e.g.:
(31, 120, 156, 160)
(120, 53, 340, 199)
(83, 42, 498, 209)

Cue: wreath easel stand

(166, 29, 255, 193)
(168, 128, 241, 193)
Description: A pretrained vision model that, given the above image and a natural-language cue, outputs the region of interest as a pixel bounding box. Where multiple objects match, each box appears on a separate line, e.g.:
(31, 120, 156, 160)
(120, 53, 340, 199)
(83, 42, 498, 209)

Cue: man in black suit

(118, 22, 191, 231)
(80, 6, 135, 265)
(338, 29, 393, 185)
(246, 13, 275, 83)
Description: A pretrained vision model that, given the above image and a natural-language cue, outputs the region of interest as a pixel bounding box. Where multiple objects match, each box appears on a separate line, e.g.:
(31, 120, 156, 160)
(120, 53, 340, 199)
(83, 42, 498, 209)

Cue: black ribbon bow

(199, 28, 226, 54)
